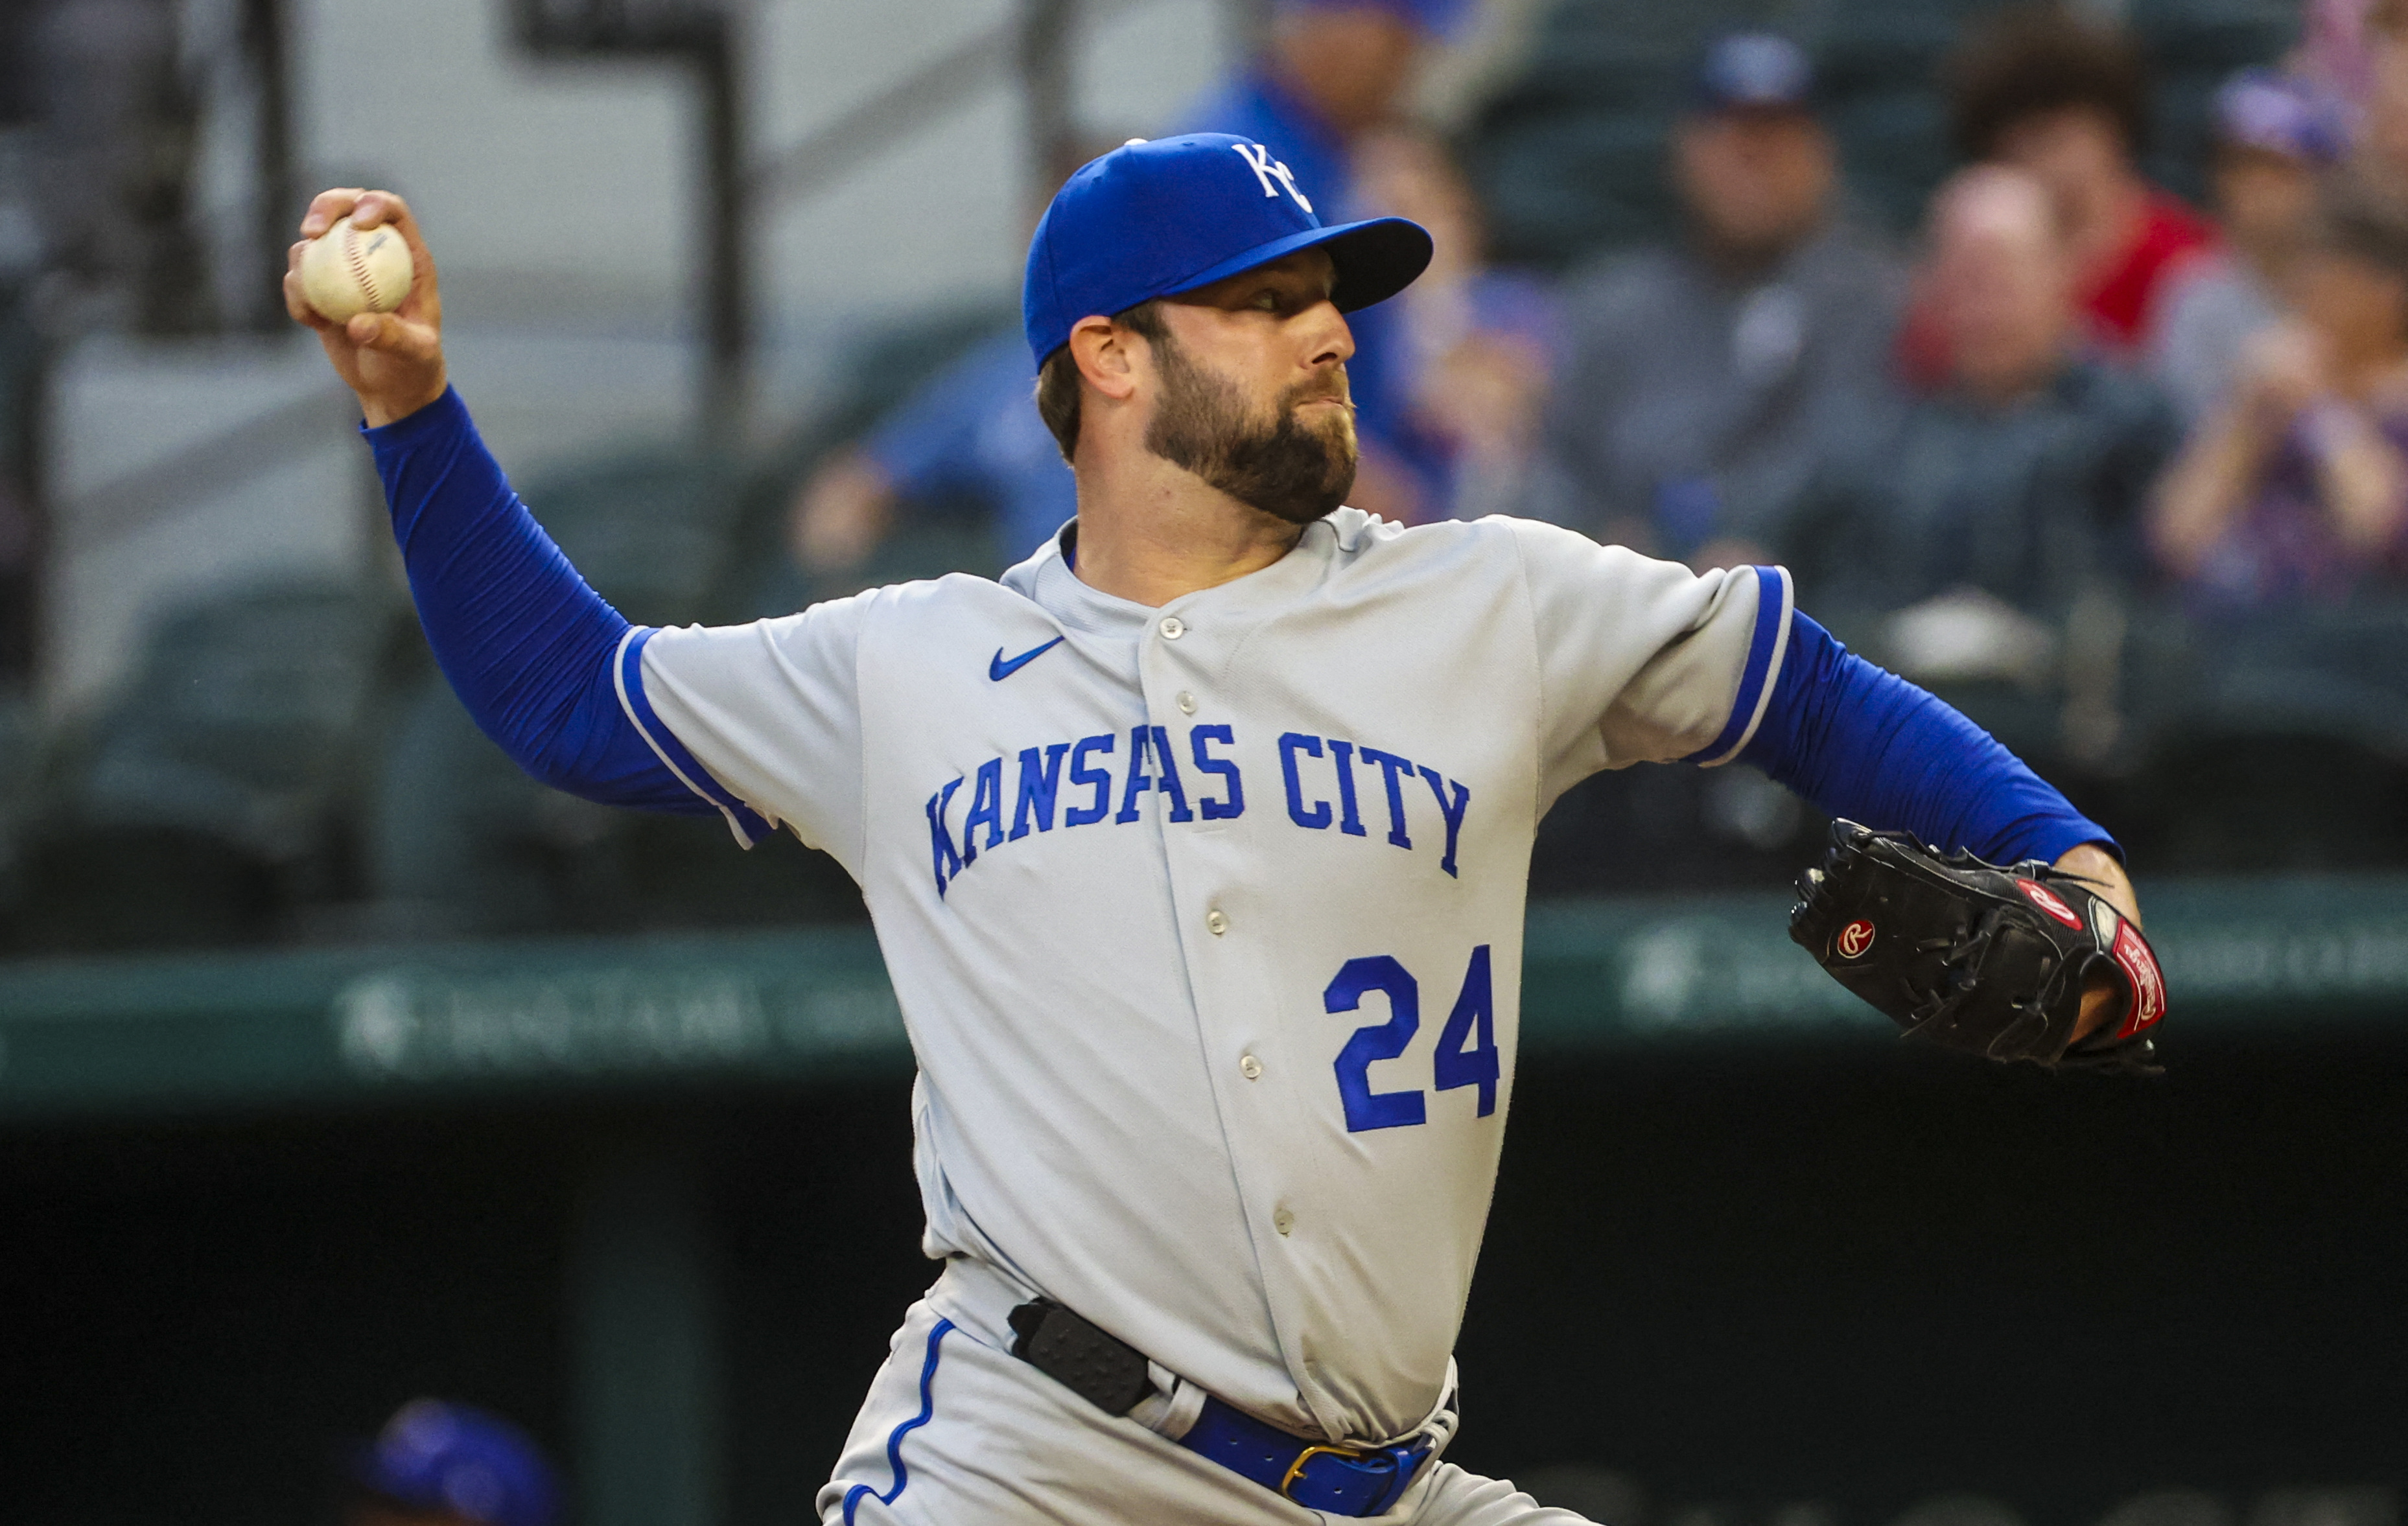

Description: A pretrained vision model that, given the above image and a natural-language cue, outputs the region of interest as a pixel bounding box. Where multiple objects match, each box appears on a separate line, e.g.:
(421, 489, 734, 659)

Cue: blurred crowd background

(3, 0, 2407, 950)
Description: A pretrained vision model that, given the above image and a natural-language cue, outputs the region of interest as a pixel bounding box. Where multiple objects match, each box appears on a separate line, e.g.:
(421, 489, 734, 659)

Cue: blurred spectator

(1542, 32, 1908, 566)
(2151, 170, 2408, 608)
(2153, 71, 2352, 426)
(788, 326, 1071, 579)
(347, 1399, 559, 1526)
(1350, 124, 1561, 520)
(2295, 0, 2379, 112)
(1792, 167, 2179, 686)
(1180, 0, 1455, 198)
(1943, 6, 2215, 361)
(1176, 0, 1465, 520)
(2356, 0, 2408, 170)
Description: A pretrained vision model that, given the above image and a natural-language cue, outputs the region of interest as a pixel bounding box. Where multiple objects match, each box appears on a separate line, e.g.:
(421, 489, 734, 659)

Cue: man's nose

(1307, 301, 1355, 368)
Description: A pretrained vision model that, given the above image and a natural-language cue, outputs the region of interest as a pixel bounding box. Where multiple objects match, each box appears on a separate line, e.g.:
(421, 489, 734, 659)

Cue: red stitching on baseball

(344, 223, 383, 310)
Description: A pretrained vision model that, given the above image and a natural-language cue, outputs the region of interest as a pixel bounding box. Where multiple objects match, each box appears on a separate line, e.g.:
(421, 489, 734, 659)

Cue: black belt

(1009, 1299, 1434, 1518)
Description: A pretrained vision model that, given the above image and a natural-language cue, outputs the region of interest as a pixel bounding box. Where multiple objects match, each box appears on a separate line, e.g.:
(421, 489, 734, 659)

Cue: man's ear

(1070, 314, 1141, 402)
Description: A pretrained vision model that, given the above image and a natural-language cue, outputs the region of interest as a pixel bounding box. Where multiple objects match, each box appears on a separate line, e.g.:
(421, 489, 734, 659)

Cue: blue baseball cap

(2215, 69, 2349, 165)
(1022, 132, 1433, 367)
(351, 1400, 560, 1526)
(1691, 32, 1816, 113)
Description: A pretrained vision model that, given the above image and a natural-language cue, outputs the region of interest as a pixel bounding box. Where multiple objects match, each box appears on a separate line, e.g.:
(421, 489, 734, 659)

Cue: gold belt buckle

(1280, 1442, 1376, 1499)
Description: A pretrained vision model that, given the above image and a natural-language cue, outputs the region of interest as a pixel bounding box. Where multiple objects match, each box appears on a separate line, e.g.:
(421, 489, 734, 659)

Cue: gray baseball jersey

(622, 508, 1792, 1446)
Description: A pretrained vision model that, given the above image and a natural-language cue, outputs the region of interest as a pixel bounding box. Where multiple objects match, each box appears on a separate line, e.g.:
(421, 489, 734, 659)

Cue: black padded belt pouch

(1009, 1298, 1153, 1416)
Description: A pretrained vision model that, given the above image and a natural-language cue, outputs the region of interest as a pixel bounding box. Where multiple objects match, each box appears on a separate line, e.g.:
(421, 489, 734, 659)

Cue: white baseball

(299, 215, 414, 323)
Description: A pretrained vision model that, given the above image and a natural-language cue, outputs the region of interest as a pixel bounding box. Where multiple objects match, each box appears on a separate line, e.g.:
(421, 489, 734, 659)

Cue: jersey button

(1239, 1053, 1262, 1080)
(1273, 1208, 1294, 1236)
(1158, 616, 1186, 640)
(1206, 909, 1228, 936)
(1176, 691, 1197, 715)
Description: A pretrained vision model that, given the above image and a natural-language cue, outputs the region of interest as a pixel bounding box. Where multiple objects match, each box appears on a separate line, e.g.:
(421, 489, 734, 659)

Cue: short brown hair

(1948, 6, 2151, 161)
(1034, 299, 1169, 463)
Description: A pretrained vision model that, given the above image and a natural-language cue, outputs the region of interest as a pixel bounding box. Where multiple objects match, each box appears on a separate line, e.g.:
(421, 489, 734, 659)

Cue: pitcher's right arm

(288, 189, 750, 833)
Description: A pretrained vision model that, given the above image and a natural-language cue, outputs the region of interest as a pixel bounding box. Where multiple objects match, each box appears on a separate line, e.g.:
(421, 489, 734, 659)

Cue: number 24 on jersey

(1325, 945, 1499, 1133)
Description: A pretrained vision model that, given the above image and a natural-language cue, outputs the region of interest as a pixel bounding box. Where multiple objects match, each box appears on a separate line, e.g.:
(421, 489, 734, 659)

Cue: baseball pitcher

(288, 134, 2160, 1525)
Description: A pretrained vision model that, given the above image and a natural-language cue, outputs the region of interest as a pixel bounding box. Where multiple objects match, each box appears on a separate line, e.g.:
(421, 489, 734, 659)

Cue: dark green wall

(2, 1021, 2400, 1526)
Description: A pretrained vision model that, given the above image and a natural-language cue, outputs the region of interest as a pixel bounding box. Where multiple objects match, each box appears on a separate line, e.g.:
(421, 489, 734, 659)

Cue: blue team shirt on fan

(863, 328, 1077, 568)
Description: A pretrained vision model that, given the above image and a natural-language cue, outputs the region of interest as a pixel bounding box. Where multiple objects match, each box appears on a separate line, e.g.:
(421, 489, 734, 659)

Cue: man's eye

(1252, 290, 1281, 311)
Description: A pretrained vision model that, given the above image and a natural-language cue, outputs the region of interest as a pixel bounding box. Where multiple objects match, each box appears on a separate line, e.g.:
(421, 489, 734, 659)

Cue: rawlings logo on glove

(1790, 820, 2166, 1073)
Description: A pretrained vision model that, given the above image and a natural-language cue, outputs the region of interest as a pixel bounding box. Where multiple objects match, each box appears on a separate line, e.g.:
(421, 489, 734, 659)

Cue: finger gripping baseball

(1790, 820, 2168, 1074)
(298, 214, 412, 323)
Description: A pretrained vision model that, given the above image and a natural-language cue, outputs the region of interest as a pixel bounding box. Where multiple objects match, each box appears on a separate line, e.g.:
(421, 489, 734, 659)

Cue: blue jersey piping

(1686, 564, 1794, 767)
(842, 1317, 953, 1525)
(614, 626, 774, 847)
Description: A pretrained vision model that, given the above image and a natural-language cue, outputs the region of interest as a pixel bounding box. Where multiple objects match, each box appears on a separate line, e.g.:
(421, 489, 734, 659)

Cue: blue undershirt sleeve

(1737, 610, 2118, 866)
(365, 386, 715, 818)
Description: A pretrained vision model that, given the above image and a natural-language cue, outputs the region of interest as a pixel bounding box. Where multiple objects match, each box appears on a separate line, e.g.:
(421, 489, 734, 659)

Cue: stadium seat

(10, 581, 390, 949)
(367, 672, 616, 938)
(368, 670, 867, 938)
(2107, 598, 2408, 872)
(517, 446, 745, 630)
(1532, 761, 1828, 897)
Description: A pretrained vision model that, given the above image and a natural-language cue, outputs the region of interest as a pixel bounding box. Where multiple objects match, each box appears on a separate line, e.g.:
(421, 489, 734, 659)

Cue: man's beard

(1142, 334, 1359, 526)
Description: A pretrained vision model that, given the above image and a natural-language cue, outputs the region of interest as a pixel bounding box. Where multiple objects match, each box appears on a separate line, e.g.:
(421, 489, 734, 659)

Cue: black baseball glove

(1790, 820, 2167, 1074)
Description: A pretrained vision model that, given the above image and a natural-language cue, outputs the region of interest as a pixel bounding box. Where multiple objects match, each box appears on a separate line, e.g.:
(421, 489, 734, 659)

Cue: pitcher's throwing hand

(286, 189, 447, 427)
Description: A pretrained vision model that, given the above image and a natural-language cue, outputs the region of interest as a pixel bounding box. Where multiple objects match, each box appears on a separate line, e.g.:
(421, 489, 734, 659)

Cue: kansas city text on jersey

(925, 725, 1476, 896)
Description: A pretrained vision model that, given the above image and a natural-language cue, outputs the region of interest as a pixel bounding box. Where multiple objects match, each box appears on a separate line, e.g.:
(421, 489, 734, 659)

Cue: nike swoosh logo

(988, 636, 1065, 681)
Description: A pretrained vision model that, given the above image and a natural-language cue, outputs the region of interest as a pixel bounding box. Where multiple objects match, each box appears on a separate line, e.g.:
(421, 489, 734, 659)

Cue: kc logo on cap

(1230, 142, 1314, 213)
(1021, 132, 1432, 367)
